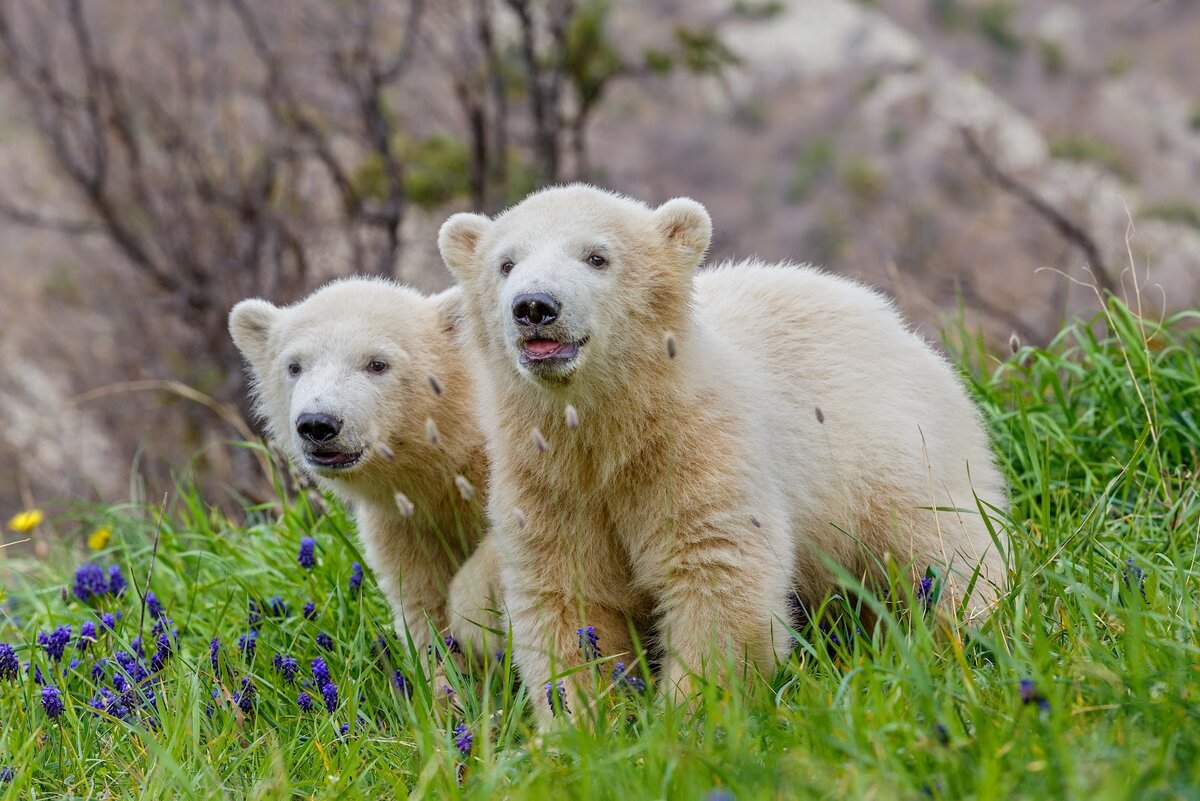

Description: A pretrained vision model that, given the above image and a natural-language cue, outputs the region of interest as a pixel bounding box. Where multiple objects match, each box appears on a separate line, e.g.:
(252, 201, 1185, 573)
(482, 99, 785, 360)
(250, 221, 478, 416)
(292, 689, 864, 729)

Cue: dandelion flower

(453, 723, 473, 756)
(41, 685, 65, 719)
(87, 526, 113, 550)
(8, 509, 44, 533)
(298, 537, 317, 569)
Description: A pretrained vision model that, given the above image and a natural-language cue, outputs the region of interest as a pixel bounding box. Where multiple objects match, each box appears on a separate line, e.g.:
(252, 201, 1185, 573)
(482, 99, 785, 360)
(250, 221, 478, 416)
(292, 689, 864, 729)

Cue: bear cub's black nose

(512, 293, 560, 327)
(297, 412, 342, 444)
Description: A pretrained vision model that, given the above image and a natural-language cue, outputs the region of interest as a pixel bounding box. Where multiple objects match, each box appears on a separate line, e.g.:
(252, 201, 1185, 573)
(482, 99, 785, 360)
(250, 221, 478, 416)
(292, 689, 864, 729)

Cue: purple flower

(1019, 678, 1050, 711)
(150, 631, 173, 672)
(312, 657, 331, 688)
(0, 642, 17, 681)
(209, 638, 220, 673)
(299, 537, 317, 570)
(78, 620, 97, 651)
(248, 599, 262, 627)
(146, 591, 164, 619)
(41, 685, 65, 719)
(349, 562, 364, 594)
(29, 662, 45, 685)
(612, 661, 646, 693)
(268, 596, 290, 618)
(130, 636, 145, 659)
(316, 633, 335, 652)
(322, 681, 339, 713)
(443, 635, 461, 655)
(297, 691, 314, 712)
(114, 650, 148, 684)
(339, 721, 351, 737)
(275, 654, 299, 684)
(100, 612, 117, 630)
(577, 625, 600, 659)
(107, 564, 127, 596)
(392, 671, 413, 699)
(544, 680, 568, 716)
(374, 635, 391, 658)
(1122, 557, 1147, 601)
(303, 601, 317, 620)
(0, 766, 14, 783)
(91, 657, 108, 682)
(73, 563, 108, 601)
(234, 677, 254, 714)
(238, 630, 258, 660)
(67, 657, 80, 673)
(38, 625, 72, 662)
(453, 723, 473, 756)
(917, 575, 935, 607)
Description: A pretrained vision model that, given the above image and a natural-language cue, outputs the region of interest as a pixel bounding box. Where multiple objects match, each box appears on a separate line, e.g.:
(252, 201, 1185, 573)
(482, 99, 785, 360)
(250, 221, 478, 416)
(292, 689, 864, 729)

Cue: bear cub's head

(438, 184, 711, 388)
(229, 277, 443, 484)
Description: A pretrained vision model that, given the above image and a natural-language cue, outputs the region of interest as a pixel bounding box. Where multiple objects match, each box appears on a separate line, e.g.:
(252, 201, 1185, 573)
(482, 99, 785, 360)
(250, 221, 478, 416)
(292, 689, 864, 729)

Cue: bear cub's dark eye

(587, 252, 608, 269)
(288, 362, 301, 376)
(499, 258, 515, 277)
(367, 360, 389, 374)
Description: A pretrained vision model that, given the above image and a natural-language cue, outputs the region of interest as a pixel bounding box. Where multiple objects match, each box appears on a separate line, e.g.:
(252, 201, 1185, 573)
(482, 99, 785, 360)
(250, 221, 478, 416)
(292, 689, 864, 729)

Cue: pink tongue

(525, 339, 561, 356)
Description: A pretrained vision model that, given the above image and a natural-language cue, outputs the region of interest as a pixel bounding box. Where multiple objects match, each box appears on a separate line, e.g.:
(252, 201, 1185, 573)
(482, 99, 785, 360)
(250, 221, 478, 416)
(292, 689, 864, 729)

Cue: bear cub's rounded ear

(653, 197, 712, 270)
(229, 299, 280, 369)
(438, 213, 491, 280)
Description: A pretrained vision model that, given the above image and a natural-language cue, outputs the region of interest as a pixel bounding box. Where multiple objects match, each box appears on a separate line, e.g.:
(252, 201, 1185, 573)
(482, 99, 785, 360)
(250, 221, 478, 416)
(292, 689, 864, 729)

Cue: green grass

(2, 297, 1199, 799)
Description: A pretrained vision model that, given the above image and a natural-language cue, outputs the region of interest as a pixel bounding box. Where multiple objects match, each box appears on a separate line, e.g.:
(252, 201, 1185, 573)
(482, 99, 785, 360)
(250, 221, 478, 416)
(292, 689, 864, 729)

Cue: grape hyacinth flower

(322, 681, 339, 713)
(234, 677, 255, 714)
(612, 662, 647, 693)
(107, 564, 127, 596)
(544, 680, 568, 716)
(916, 575, 935, 608)
(349, 562, 364, 594)
(146, 591, 164, 619)
(100, 612, 117, 630)
(114, 650, 148, 685)
(1019, 678, 1050, 711)
(577, 625, 600, 659)
(392, 671, 413, 699)
(275, 654, 299, 684)
(130, 636, 146, 659)
(312, 657, 332, 688)
(453, 723, 473, 757)
(297, 691, 314, 712)
(1122, 557, 1147, 601)
(29, 663, 45, 685)
(0, 766, 14, 784)
(91, 658, 108, 682)
(38, 625, 72, 662)
(303, 601, 317, 620)
(41, 685, 65, 719)
(268, 596, 290, 618)
(299, 537, 317, 570)
(444, 635, 462, 655)
(248, 600, 263, 627)
(209, 638, 220, 673)
(316, 632, 335, 652)
(150, 631, 173, 672)
(73, 563, 108, 601)
(238, 630, 258, 660)
(66, 657, 80, 673)
(0, 642, 18, 681)
(78, 620, 97, 651)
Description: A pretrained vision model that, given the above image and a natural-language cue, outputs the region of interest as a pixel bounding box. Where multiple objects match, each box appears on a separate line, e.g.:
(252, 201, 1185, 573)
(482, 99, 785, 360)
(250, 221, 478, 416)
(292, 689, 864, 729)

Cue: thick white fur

(228, 277, 501, 663)
(439, 185, 1008, 726)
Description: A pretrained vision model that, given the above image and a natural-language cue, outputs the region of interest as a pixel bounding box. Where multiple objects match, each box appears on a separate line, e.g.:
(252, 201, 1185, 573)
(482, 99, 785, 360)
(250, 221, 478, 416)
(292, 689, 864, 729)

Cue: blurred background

(0, 0, 1197, 536)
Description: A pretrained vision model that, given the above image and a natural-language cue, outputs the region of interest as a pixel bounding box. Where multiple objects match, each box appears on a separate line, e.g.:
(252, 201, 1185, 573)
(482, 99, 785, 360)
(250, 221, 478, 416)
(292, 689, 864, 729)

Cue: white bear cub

(229, 277, 500, 664)
(439, 184, 1008, 725)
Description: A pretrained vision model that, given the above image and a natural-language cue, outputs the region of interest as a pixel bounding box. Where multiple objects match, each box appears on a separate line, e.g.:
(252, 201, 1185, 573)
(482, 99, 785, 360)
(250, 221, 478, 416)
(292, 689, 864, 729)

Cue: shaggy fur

(439, 185, 1008, 726)
(228, 278, 501, 663)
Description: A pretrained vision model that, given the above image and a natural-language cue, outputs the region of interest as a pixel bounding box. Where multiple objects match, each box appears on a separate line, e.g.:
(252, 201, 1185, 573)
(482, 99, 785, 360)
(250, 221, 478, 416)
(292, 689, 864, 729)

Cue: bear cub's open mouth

(520, 337, 585, 366)
(305, 449, 363, 470)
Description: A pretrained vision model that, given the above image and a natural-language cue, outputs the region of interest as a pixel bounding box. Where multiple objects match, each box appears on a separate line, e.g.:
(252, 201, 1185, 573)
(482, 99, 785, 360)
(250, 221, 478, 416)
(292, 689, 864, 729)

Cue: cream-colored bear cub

(229, 278, 500, 668)
(439, 184, 1008, 724)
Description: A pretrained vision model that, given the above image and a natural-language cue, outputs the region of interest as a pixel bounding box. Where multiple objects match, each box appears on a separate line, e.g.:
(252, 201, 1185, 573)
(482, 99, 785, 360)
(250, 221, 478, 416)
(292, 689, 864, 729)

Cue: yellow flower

(87, 526, 113, 550)
(8, 508, 45, 532)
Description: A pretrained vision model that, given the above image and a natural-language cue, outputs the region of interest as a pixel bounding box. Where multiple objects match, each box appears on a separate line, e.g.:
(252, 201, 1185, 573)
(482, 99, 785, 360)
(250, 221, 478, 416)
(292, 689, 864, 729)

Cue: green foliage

(729, 0, 785, 20)
(787, 136, 837, 203)
(929, 0, 967, 30)
(1143, 201, 1200, 230)
(976, 2, 1024, 54)
(673, 25, 742, 76)
(3, 300, 1200, 798)
(1039, 38, 1066, 76)
(642, 48, 674, 75)
(560, 0, 624, 110)
(842, 157, 886, 202)
(402, 135, 473, 210)
(1049, 135, 1134, 182)
(1190, 106, 1200, 132)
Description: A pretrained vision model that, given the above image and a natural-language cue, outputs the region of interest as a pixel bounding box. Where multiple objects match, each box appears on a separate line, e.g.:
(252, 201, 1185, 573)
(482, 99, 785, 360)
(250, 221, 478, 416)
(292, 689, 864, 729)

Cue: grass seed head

(454, 475, 475, 502)
(513, 508, 527, 529)
(374, 442, 395, 461)
(532, 427, 548, 453)
(815, 406, 825, 424)
(565, 404, 579, 430)
(427, 372, 444, 396)
(664, 331, 677, 359)
(394, 491, 415, 518)
(426, 417, 440, 445)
